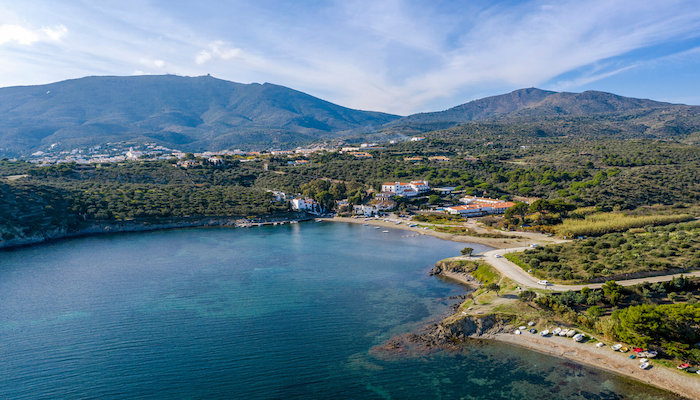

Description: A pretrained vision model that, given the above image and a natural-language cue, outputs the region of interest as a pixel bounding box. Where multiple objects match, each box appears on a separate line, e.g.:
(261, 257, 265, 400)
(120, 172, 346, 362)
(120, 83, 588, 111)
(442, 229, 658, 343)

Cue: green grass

(472, 262, 500, 285)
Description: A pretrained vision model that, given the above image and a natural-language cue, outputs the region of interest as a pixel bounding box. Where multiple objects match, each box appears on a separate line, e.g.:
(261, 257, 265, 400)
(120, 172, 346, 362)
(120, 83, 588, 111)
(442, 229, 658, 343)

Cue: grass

(471, 262, 500, 285)
(555, 212, 694, 237)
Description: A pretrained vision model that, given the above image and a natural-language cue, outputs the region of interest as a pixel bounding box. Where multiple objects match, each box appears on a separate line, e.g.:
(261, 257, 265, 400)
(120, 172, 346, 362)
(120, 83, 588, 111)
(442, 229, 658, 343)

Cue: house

(267, 190, 287, 202)
(410, 136, 426, 142)
(291, 198, 321, 213)
(434, 187, 456, 194)
(381, 180, 430, 197)
(375, 192, 394, 200)
(176, 159, 200, 168)
(208, 156, 223, 165)
(448, 196, 515, 216)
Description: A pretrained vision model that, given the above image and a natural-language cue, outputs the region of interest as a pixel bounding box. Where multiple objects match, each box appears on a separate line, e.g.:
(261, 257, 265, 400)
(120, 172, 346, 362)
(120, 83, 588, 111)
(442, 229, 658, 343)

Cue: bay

(0, 222, 681, 399)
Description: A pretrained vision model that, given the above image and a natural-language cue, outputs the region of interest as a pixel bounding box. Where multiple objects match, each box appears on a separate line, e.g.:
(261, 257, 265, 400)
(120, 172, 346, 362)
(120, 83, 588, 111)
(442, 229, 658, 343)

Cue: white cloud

(0, 24, 67, 46)
(195, 41, 243, 65)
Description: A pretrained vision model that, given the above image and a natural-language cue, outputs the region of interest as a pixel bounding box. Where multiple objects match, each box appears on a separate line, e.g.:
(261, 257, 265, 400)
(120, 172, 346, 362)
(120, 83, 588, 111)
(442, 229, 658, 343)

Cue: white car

(537, 280, 551, 286)
(495, 254, 503, 258)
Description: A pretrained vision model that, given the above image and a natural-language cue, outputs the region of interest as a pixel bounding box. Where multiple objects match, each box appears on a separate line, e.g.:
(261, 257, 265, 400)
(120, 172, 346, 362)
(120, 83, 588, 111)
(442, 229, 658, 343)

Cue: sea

(0, 222, 682, 399)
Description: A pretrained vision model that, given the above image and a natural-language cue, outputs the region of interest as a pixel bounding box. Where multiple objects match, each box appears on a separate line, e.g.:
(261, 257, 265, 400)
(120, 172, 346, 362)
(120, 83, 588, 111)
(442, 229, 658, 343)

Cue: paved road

(480, 247, 700, 292)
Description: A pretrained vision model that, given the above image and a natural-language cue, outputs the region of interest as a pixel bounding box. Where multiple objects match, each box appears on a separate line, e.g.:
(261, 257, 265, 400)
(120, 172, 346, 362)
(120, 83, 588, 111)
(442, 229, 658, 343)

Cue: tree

(429, 194, 441, 204)
(505, 202, 528, 223)
(518, 290, 537, 302)
(602, 280, 623, 305)
(485, 283, 501, 296)
(461, 247, 474, 256)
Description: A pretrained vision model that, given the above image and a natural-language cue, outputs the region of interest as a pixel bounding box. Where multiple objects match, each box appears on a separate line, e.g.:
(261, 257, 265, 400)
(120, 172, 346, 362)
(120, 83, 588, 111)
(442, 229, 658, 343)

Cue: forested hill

(0, 75, 400, 156)
(388, 88, 700, 139)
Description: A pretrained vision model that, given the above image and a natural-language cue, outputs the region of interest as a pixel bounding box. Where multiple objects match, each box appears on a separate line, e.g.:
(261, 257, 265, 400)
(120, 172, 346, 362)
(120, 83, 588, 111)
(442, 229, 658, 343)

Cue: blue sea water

(0, 222, 682, 399)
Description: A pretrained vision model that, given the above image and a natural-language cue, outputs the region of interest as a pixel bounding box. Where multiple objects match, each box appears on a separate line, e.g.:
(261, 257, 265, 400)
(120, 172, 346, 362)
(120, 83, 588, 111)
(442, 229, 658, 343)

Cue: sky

(1, 0, 700, 115)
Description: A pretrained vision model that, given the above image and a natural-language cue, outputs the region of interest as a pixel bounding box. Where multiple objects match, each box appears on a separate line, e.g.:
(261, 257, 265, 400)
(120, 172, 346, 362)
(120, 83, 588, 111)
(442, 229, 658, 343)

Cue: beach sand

(326, 216, 554, 249)
(495, 333, 700, 400)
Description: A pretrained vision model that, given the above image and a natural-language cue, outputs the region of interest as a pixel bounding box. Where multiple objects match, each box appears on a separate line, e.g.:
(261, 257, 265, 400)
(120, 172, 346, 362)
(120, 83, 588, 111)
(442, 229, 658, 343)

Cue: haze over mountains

(0, 75, 698, 156)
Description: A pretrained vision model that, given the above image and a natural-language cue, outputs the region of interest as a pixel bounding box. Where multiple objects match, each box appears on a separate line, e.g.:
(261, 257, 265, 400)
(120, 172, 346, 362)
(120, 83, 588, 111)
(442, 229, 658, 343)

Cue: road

(480, 247, 700, 292)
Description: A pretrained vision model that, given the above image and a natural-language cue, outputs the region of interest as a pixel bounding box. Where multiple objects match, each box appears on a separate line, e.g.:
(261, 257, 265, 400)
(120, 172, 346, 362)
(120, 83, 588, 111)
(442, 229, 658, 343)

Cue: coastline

(494, 333, 700, 400)
(0, 213, 312, 251)
(325, 215, 559, 249)
(3, 212, 697, 398)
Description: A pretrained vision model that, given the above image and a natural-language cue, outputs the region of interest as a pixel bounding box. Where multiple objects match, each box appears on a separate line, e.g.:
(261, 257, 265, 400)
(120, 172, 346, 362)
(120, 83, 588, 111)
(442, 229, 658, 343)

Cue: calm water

(0, 222, 682, 399)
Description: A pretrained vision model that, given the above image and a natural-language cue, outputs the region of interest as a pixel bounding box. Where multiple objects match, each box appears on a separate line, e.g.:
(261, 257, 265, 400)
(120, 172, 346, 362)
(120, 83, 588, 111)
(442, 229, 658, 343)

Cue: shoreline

(3, 212, 697, 398)
(494, 332, 700, 400)
(325, 215, 559, 249)
(0, 213, 313, 251)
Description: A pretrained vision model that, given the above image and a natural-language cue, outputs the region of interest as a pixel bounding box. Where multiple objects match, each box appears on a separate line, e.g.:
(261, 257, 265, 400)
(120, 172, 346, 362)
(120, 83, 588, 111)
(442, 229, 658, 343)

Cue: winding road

(481, 247, 700, 292)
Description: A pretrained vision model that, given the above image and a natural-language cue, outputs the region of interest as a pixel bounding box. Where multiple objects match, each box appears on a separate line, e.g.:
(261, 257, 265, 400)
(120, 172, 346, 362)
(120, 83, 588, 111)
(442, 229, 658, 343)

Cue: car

(494, 254, 502, 258)
(537, 280, 551, 286)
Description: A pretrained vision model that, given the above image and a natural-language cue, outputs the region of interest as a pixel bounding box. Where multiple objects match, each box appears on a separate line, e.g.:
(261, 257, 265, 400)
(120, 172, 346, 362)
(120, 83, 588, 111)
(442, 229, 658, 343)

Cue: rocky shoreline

(0, 212, 313, 250)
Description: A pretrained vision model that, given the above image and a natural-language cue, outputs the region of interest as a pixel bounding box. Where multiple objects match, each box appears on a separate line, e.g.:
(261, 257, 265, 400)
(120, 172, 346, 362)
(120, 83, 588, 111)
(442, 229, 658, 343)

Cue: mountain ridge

(0, 75, 698, 156)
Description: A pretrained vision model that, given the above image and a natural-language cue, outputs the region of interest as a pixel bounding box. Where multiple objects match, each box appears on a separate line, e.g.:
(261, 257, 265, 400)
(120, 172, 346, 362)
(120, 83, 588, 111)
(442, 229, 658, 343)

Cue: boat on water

(540, 329, 550, 337)
(553, 327, 562, 335)
(640, 362, 650, 370)
(573, 333, 585, 342)
(382, 230, 389, 233)
(611, 344, 623, 351)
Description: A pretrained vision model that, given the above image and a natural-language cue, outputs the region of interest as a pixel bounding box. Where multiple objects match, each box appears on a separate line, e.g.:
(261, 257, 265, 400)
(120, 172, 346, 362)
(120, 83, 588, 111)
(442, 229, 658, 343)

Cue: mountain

(0, 75, 400, 155)
(388, 88, 700, 138)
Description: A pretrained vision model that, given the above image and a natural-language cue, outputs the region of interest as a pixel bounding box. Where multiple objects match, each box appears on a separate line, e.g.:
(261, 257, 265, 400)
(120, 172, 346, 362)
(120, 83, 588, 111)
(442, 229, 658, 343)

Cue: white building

(381, 180, 430, 197)
(354, 204, 379, 217)
(291, 198, 321, 214)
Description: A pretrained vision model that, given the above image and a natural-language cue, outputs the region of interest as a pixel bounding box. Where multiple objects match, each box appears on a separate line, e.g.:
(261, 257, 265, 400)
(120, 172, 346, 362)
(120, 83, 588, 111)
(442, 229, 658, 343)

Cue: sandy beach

(495, 333, 700, 400)
(326, 215, 556, 249)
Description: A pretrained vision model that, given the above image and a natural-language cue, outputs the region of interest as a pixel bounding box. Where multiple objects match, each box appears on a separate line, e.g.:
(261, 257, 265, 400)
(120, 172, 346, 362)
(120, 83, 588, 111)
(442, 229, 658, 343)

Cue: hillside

(387, 88, 700, 139)
(0, 75, 400, 156)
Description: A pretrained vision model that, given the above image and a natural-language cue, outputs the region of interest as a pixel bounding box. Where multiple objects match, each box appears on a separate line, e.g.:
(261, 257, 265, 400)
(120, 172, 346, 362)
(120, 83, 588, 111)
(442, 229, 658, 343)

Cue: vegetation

(556, 212, 694, 237)
(533, 276, 700, 363)
(514, 221, 700, 282)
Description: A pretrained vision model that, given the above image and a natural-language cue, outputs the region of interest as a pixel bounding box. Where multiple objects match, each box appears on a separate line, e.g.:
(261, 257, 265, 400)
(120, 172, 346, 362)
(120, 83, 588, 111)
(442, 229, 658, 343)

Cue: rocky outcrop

(430, 259, 476, 275)
(371, 314, 513, 358)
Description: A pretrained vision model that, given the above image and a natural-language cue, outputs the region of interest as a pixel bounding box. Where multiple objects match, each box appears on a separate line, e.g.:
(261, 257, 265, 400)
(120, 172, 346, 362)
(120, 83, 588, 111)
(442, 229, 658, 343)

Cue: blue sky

(1, 0, 700, 115)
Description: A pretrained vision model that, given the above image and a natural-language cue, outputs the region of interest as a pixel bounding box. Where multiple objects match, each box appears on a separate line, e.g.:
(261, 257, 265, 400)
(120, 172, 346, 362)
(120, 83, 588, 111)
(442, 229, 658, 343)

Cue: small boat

(620, 347, 629, 353)
(558, 329, 569, 336)
(566, 330, 576, 337)
(553, 327, 562, 335)
(514, 329, 521, 335)
(519, 326, 527, 330)
(374, 226, 380, 229)
(363, 223, 369, 226)
(596, 342, 605, 348)
(382, 230, 389, 233)
(677, 363, 690, 370)
(640, 362, 650, 370)
(573, 333, 585, 342)
(638, 358, 649, 364)
(529, 328, 537, 334)
(540, 329, 550, 337)
(611, 344, 623, 351)
(646, 350, 657, 358)
(527, 321, 535, 326)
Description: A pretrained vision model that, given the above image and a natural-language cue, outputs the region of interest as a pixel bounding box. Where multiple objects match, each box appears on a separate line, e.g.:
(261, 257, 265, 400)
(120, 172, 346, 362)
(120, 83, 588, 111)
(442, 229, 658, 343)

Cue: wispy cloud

(0, 24, 67, 46)
(1, 0, 700, 112)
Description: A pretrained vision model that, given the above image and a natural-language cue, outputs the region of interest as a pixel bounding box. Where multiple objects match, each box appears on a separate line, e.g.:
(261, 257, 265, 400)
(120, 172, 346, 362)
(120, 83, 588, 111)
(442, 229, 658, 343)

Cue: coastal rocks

(429, 259, 477, 276)
(372, 314, 513, 359)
